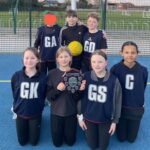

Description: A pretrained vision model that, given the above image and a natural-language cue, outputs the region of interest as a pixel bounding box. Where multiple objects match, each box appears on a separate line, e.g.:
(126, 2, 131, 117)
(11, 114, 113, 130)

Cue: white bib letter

(125, 74, 134, 90)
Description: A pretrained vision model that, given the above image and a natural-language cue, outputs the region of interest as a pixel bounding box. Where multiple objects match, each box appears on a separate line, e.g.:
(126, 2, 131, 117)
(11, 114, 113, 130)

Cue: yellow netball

(68, 41, 83, 56)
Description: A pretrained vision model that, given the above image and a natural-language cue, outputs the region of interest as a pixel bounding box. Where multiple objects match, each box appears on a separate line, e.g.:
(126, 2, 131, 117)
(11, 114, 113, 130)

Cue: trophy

(62, 69, 83, 93)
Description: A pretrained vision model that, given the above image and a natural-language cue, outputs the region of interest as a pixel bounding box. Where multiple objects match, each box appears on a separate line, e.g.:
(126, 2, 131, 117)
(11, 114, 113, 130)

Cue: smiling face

(121, 45, 138, 66)
(56, 51, 72, 68)
(91, 54, 107, 74)
(87, 17, 98, 31)
(23, 50, 39, 70)
(66, 16, 78, 26)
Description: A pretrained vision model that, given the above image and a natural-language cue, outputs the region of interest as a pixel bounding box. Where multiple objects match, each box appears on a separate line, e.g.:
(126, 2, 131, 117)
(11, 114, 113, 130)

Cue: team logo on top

(62, 69, 83, 93)
(88, 37, 92, 41)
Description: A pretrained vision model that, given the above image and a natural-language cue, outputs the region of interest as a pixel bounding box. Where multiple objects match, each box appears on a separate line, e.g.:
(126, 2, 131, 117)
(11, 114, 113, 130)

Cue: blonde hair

(56, 46, 72, 66)
(87, 12, 99, 21)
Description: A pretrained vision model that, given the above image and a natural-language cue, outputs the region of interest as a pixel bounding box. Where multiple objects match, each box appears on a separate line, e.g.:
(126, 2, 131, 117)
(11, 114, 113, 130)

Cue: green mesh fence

(0, 0, 150, 55)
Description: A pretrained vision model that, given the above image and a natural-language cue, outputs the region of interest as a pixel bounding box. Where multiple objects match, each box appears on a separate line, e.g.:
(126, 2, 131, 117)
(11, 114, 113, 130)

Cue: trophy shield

(62, 69, 83, 93)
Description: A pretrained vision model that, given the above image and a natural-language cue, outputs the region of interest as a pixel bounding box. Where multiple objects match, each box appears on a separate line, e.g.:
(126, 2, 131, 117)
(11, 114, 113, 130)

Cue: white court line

(0, 80, 11, 83)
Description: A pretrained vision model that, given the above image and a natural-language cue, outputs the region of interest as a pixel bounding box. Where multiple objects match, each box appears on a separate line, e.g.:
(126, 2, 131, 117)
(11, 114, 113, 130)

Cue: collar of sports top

(66, 23, 78, 28)
(121, 59, 137, 69)
(91, 70, 110, 82)
(22, 67, 40, 78)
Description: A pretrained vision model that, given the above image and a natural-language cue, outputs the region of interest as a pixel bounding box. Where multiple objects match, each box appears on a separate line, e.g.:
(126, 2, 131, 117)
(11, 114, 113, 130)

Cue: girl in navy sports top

(78, 50, 122, 150)
(111, 41, 148, 143)
(11, 47, 47, 146)
(82, 12, 107, 73)
(34, 13, 61, 74)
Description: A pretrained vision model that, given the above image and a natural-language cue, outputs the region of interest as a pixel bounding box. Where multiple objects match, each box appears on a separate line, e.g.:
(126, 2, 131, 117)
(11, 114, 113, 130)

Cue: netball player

(111, 41, 148, 143)
(78, 50, 122, 150)
(46, 46, 85, 147)
(59, 9, 88, 70)
(82, 12, 107, 72)
(34, 13, 61, 74)
(11, 47, 47, 146)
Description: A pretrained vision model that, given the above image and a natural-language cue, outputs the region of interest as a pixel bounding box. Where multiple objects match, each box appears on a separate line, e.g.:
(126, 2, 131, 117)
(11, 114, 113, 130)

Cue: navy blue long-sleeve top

(11, 68, 47, 119)
(111, 61, 148, 120)
(83, 30, 107, 60)
(111, 61, 148, 108)
(34, 25, 61, 61)
(81, 70, 122, 123)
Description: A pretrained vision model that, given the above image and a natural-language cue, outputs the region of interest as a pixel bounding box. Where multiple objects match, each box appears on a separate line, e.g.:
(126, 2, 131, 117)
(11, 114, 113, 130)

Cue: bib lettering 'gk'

(20, 82, 39, 99)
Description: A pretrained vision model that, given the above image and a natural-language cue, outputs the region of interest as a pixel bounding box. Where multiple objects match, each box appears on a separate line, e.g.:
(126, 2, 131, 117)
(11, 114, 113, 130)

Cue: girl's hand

(109, 123, 116, 136)
(79, 80, 86, 91)
(79, 120, 87, 131)
(57, 82, 66, 91)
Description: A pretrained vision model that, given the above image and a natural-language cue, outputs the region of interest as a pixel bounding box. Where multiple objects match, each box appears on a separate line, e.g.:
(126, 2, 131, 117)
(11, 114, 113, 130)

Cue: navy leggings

(84, 120, 111, 150)
(50, 114, 77, 147)
(116, 117, 141, 143)
(16, 115, 42, 146)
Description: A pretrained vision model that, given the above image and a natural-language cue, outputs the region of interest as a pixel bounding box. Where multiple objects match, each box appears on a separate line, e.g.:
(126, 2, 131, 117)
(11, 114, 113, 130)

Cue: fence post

(12, 0, 19, 34)
(29, 0, 32, 47)
(71, 0, 77, 10)
(12, 9, 16, 34)
(100, 0, 107, 30)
